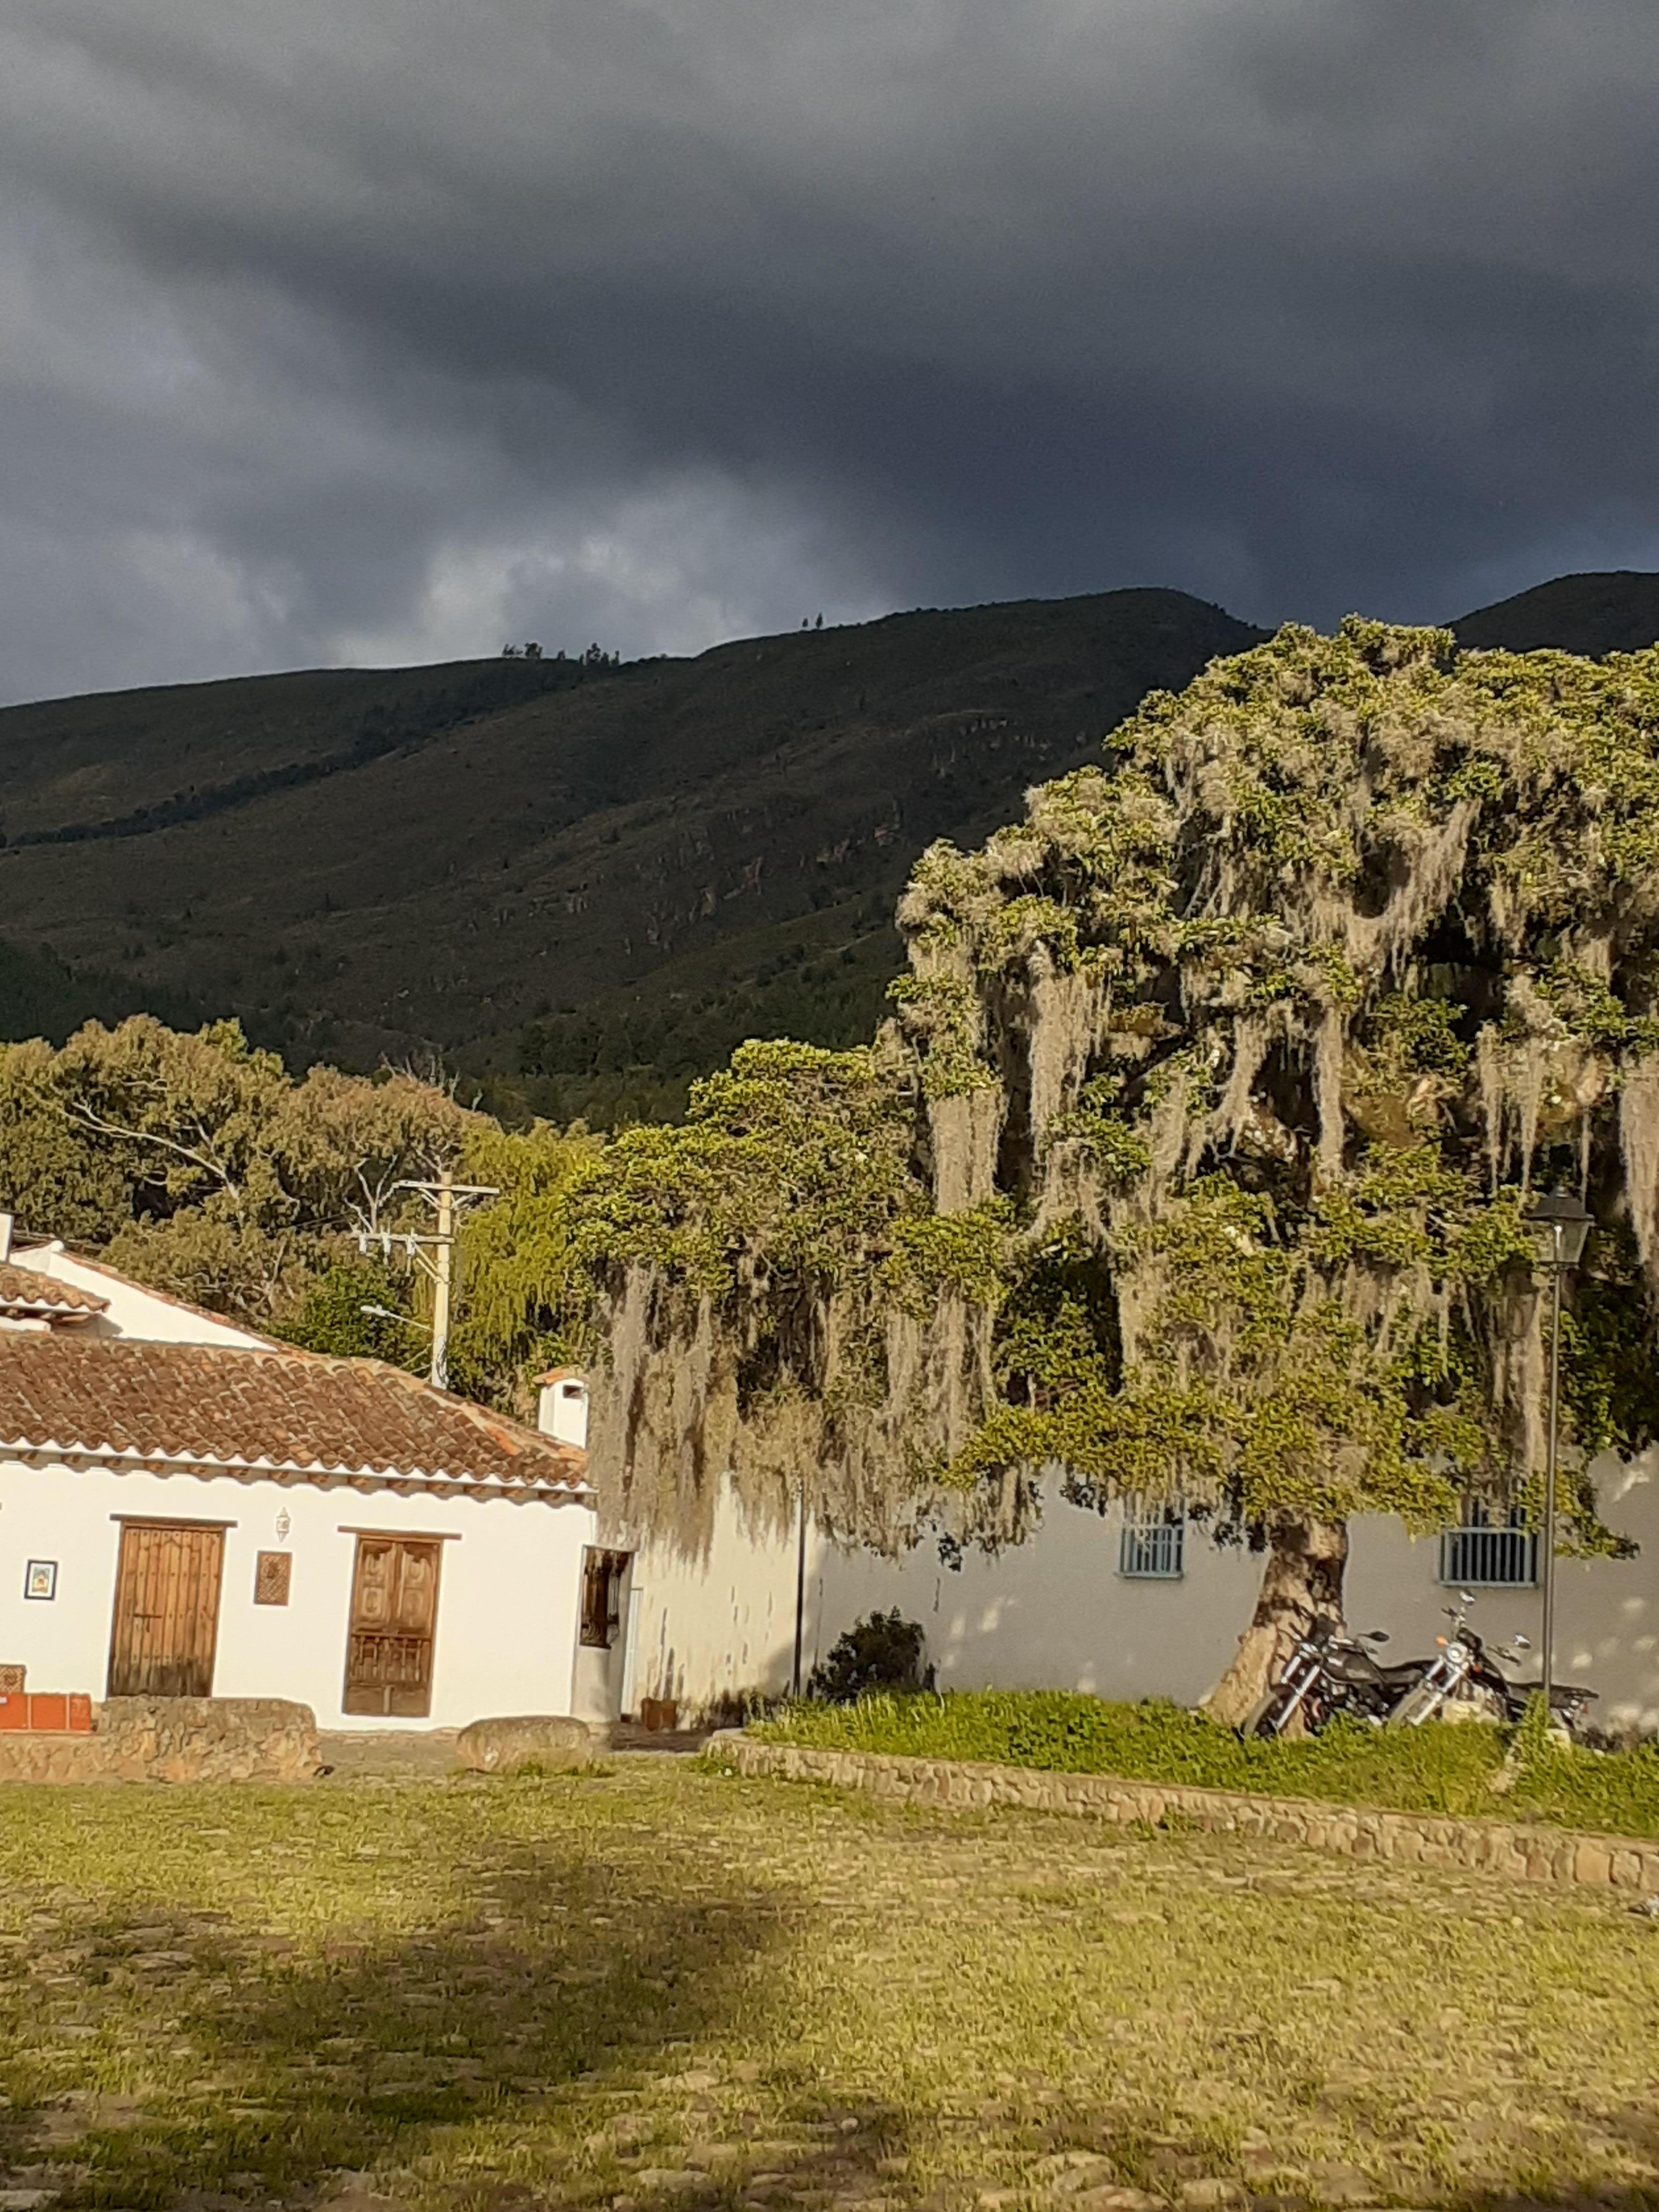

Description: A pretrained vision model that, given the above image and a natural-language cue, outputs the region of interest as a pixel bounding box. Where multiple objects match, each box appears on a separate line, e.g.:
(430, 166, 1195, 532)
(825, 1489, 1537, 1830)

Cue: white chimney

(536, 1368, 589, 1449)
(0, 1214, 12, 1264)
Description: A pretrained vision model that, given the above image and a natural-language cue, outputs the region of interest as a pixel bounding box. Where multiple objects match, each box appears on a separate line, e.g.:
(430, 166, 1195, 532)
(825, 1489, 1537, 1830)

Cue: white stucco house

(0, 1221, 604, 1730)
(557, 1378, 1659, 1740)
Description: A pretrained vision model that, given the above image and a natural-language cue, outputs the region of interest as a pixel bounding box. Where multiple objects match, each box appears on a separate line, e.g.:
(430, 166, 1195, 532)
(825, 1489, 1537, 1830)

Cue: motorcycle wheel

(1242, 1684, 1300, 1738)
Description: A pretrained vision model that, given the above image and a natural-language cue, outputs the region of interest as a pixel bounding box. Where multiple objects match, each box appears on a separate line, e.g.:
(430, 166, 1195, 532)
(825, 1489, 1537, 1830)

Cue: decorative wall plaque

(23, 1560, 57, 1602)
(253, 1551, 293, 1606)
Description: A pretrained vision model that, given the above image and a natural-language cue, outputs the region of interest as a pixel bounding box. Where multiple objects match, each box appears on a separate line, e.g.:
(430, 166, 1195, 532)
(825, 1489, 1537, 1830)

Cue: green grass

(751, 1691, 1659, 1839)
(0, 1762, 1656, 2212)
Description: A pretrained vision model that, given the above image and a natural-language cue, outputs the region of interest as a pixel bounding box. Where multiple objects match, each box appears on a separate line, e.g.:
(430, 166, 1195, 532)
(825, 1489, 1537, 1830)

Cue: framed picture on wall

(24, 1560, 57, 1602)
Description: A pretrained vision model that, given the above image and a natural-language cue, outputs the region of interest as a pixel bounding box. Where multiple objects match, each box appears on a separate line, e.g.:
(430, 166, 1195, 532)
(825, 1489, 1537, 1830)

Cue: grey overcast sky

(3, 0, 1658, 704)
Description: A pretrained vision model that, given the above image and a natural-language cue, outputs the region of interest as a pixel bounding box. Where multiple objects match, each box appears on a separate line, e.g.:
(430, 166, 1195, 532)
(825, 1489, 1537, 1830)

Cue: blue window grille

(1119, 1501, 1185, 1580)
(1439, 1501, 1538, 1588)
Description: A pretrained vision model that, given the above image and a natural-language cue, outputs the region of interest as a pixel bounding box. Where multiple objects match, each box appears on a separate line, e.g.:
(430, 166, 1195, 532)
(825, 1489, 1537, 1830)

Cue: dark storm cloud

(3, 0, 1659, 701)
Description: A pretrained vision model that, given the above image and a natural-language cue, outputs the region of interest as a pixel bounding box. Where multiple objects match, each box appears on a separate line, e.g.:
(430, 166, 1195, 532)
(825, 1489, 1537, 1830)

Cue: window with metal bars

(1439, 1500, 1538, 1587)
(1118, 1500, 1185, 1579)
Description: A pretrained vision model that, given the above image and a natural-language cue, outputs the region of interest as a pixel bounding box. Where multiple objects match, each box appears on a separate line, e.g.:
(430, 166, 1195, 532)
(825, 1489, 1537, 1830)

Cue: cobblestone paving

(0, 1763, 1653, 2212)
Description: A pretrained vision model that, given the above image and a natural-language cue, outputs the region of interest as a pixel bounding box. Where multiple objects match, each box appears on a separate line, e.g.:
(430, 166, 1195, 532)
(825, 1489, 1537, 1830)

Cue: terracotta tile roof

(0, 1263, 109, 1318)
(0, 1334, 589, 1497)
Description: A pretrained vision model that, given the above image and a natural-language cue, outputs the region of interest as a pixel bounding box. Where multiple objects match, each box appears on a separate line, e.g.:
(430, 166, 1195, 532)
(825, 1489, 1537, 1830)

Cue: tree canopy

(0, 1015, 596, 1407)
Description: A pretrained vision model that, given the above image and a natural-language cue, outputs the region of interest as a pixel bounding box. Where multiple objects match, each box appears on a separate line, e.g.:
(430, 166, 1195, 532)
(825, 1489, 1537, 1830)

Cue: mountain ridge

(3, 570, 1656, 1123)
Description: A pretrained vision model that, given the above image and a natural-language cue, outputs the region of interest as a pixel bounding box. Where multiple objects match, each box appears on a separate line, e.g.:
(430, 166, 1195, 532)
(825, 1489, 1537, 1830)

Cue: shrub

(807, 1611, 932, 1702)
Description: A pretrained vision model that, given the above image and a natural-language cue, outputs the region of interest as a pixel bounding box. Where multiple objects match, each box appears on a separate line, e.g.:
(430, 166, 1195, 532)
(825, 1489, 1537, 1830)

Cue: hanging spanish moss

(578, 1040, 1015, 1559)
(584, 618, 1659, 1713)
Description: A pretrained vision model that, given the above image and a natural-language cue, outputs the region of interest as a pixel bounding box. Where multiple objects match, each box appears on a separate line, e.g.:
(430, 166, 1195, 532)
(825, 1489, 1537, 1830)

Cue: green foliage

(756, 1691, 1659, 1837)
(885, 974, 995, 1100)
(0, 1015, 598, 1413)
(445, 1119, 604, 1404)
(992, 1225, 1118, 1406)
(884, 618, 1659, 1574)
(272, 1258, 423, 1366)
(0, 1014, 476, 1324)
(883, 1200, 1014, 1317)
(572, 1040, 924, 1298)
(1560, 1224, 1659, 1462)
(806, 1611, 931, 1702)
(1049, 1076, 1154, 1184)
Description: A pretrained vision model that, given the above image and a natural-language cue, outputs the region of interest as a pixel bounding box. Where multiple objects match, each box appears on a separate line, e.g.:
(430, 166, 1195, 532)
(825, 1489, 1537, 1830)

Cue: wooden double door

(108, 1521, 225, 1698)
(342, 1535, 443, 1716)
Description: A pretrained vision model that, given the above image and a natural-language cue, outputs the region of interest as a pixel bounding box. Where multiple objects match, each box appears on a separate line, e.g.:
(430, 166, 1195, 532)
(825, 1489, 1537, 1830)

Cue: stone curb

(707, 1731, 1659, 1894)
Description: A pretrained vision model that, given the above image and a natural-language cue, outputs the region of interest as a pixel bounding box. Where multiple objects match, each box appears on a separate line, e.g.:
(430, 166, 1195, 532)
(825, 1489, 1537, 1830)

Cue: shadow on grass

(0, 1804, 914, 2212)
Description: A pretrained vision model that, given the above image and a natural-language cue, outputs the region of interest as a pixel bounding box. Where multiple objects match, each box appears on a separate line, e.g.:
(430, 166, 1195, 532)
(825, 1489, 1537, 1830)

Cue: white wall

(0, 1458, 594, 1729)
(11, 1245, 270, 1348)
(562, 1359, 1657, 1730)
(816, 1456, 1659, 1731)
(1344, 1449, 1659, 1738)
(814, 1485, 1264, 1705)
(619, 1478, 805, 1716)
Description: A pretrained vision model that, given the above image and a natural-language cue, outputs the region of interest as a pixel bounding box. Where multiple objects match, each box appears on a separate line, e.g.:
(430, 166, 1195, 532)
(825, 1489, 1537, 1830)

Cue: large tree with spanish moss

(579, 619, 1659, 1717)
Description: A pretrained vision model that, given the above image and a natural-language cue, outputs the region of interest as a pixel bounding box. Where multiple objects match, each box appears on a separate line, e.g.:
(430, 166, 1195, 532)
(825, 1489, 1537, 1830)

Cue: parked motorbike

(1242, 1618, 1401, 1737)
(1384, 1595, 1598, 1733)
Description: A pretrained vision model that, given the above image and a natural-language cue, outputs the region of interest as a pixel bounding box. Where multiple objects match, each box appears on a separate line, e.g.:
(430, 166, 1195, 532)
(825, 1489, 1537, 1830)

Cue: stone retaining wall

(709, 1732, 1659, 1894)
(0, 1698, 320, 1783)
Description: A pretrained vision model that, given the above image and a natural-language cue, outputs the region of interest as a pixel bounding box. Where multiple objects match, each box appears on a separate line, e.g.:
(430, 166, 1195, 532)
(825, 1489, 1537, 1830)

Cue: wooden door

(107, 1522, 226, 1697)
(343, 1537, 442, 1716)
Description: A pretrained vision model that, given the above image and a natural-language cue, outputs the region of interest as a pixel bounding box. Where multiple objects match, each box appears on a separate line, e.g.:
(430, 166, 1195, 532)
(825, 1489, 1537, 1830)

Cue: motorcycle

(1242, 1618, 1401, 1737)
(1384, 1594, 1598, 1733)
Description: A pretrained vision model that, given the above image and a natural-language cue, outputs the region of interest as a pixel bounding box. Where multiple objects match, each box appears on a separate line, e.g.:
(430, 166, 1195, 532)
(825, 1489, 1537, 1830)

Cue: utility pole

(356, 1167, 497, 1391)
(791, 1481, 808, 1698)
(430, 1171, 455, 1391)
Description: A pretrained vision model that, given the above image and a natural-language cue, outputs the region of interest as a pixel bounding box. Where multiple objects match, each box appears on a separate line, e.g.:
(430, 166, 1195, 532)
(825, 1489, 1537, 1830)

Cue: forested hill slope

(3, 567, 1657, 1124)
(1449, 570, 1659, 657)
(0, 589, 1260, 1117)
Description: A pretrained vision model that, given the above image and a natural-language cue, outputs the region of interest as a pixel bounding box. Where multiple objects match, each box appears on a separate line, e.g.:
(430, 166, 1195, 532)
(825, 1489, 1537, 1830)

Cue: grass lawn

(0, 1759, 1656, 2212)
(752, 1694, 1659, 1840)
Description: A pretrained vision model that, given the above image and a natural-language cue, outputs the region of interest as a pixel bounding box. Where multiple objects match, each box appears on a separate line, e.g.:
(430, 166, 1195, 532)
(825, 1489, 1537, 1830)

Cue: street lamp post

(1522, 1190, 1593, 1716)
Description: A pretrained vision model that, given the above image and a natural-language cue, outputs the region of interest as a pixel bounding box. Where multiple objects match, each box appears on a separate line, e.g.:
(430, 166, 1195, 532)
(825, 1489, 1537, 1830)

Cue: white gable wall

(11, 1245, 270, 1348)
(621, 1478, 805, 1714)
(0, 1457, 596, 1728)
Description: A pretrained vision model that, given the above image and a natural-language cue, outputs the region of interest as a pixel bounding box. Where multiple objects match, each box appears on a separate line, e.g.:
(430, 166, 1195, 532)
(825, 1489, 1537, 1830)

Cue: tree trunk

(1202, 1517, 1349, 1728)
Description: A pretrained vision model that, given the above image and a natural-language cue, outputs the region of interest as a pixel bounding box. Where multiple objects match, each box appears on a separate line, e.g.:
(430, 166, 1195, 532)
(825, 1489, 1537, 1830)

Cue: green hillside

(1449, 569, 1659, 656)
(4, 569, 1658, 1124)
(0, 591, 1260, 1118)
